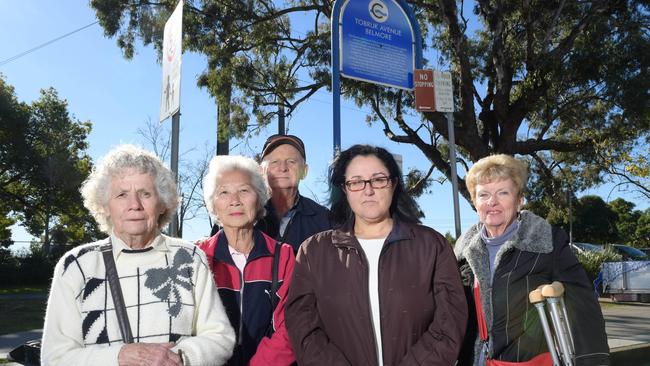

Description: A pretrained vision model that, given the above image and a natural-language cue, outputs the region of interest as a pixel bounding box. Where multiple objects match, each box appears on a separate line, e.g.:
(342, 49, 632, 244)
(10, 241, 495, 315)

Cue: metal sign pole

(332, 0, 343, 156)
(160, 0, 183, 238)
(446, 112, 461, 238)
(169, 111, 180, 237)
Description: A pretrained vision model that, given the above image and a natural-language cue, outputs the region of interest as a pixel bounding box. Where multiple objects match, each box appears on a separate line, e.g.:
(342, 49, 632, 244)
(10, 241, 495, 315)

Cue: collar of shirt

(110, 231, 170, 261)
(228, 245, 249, 258)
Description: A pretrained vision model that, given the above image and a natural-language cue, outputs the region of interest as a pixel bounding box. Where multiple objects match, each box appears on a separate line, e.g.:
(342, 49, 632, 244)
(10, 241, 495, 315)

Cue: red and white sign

(414, 69, 454, 113)
(414, 69, 434, 111)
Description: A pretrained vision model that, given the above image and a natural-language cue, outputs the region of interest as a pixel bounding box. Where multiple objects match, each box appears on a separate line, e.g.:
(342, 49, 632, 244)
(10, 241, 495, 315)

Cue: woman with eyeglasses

(285, 144, 468, 365)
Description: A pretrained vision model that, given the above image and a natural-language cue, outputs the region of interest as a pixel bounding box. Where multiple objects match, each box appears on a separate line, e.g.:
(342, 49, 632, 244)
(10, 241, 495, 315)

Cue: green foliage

(609, 198, 643, 246)
(0, 297, 48, 335)
(444, 232, 457, 246)
(0, 76, 30, 247)
(0, 245, 55, 286)
(0, 248, 19, 278)
(634, 208, 650, 247)
(546, 195, 618, 244)
(575, 248, 622, 285)
(404, 168, 435, 197)
(90, 0, 321, 148)
(571, 196, 619, 244)
(90, 1, 650, 205)
(0, 76, 101, 253)
(538, 192, 650, 247)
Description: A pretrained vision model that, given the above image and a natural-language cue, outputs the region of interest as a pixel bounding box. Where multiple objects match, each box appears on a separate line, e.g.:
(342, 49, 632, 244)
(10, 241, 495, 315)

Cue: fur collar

(454, 210, 552, 364)
(455, 210, 553, 262)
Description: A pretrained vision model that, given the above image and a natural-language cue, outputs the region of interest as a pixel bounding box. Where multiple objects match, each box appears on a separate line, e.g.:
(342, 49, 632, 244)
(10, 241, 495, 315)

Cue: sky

(1, 1, 647, 252)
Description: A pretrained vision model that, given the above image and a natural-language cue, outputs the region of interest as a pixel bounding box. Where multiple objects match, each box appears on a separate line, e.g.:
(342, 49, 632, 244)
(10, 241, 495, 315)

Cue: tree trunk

(216, 82, 232, 156)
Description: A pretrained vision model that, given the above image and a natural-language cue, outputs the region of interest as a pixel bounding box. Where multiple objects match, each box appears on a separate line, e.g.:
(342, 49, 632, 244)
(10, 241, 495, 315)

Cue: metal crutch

(542, 282, 575, 366)
(529, 285, 562, 366)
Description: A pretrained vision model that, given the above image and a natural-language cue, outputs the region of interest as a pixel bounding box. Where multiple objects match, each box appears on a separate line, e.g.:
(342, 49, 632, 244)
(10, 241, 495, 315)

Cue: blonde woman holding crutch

(454, 154, 609, 366)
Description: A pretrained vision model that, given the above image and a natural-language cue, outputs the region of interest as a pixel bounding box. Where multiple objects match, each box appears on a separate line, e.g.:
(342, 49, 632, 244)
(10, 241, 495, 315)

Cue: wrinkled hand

(118, 342, 182, 366)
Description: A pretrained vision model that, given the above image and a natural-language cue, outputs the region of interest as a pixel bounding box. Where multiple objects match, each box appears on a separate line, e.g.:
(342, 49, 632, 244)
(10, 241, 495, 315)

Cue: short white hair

(203, 155, 270, 225)
(80, 144, 179, 233)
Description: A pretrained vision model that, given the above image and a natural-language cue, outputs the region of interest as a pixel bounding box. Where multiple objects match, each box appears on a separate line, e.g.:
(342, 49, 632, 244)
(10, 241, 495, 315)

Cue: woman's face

(475, 178, 523, 237)
(106, 168, 164, 244)
(344, 155, 395, 225)
(212, 169, 259, 231)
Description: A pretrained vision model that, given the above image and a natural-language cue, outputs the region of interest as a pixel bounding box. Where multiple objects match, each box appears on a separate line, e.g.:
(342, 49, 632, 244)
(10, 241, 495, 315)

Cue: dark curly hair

(329, 144, 423, 226)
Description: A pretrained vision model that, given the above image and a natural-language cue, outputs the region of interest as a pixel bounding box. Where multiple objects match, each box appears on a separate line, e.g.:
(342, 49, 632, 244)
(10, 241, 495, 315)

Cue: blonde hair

(465, 154, 529, 204)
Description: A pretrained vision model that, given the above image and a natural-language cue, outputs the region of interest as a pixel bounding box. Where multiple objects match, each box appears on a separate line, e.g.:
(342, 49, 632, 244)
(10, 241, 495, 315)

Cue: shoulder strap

(100, 240, 134, 344)
(270, 241, 282, 311)
(269, 211, 296, 311)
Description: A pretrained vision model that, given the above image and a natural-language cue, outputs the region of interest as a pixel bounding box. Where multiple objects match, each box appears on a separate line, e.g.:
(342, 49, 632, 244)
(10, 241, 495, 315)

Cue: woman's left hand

(117, 342, 183, 366)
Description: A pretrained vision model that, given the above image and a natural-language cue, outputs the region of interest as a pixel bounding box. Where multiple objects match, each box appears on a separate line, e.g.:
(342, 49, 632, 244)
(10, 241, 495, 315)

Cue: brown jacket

(285, 220, 468, 366)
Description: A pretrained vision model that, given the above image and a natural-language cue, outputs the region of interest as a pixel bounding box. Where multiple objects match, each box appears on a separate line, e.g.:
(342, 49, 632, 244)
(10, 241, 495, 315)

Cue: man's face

(262, 144, 307, 190)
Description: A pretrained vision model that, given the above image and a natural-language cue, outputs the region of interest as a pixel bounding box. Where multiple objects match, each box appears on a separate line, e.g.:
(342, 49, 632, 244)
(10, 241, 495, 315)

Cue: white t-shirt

(358, 237, 386, 366)
(228, 245, 249, 274)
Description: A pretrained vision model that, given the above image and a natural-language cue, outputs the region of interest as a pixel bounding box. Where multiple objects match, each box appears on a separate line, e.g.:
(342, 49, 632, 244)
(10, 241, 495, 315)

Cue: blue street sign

(339, 0, 415, 90)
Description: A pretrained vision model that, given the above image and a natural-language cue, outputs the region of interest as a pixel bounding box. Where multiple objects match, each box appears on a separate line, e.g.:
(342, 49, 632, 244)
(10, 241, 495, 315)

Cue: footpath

(1, 298, 649, 365)
(601, 298, 650, 365)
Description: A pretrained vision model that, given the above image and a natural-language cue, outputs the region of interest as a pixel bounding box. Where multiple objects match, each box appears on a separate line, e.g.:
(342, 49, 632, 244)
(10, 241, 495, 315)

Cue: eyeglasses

(344, 176, 393, 192)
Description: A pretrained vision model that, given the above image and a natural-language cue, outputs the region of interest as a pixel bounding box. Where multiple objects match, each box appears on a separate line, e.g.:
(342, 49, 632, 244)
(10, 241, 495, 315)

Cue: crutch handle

(529, 287, 546, 304)
(541, 281, 565, 298)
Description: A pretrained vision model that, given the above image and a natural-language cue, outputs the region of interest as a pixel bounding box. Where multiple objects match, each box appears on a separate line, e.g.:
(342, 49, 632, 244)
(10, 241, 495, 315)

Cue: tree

(595, 147, 650, 201)
(635, 208, 650, 247)
(0, 76, 101, 253)
(0, 75, 32, 247)
(91, 0, 326, 154)
(90, 1, 650, 206)
(609, 198, 640, 245)
(365, 0, 649, 204)
(607, 199, 650, 247)
(548, 195, 618, 244)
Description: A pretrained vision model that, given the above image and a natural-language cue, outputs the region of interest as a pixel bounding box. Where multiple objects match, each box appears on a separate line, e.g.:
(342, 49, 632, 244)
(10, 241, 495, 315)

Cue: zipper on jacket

(238, 266, 245, 346)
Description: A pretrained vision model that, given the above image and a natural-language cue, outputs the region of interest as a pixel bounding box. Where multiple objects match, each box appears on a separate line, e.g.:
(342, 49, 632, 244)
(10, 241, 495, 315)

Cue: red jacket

(198, 229, 296, 366)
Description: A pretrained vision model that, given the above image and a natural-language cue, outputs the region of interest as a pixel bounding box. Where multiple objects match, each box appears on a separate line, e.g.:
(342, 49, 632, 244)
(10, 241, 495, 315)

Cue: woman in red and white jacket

(198, 154, 295, 366)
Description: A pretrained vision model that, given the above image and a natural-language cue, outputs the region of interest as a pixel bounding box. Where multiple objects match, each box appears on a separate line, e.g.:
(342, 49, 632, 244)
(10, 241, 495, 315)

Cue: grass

(0, 298, 47, 335)
(0, 286, 48, 336)
(0, 286, 47, 295)
(0, 288, 47, 364)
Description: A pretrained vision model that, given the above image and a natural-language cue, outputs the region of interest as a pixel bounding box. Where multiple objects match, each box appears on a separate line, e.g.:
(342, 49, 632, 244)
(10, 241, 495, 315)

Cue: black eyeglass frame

(343, 176, 395, 192)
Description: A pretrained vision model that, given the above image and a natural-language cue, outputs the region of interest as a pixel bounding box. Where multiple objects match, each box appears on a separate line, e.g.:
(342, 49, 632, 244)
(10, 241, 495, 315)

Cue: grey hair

(203, 155, 270, 225)
(80, 144, 179, 233)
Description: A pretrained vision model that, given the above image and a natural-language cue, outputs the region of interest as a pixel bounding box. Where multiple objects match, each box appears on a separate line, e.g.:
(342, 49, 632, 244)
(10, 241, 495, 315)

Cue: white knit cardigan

(41, 233, 235, 366)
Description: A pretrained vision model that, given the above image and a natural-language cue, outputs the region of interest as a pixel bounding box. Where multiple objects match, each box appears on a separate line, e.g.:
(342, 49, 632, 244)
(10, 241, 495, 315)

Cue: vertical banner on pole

(160, 1, 183, 123)
(160, 1, 183, 237)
